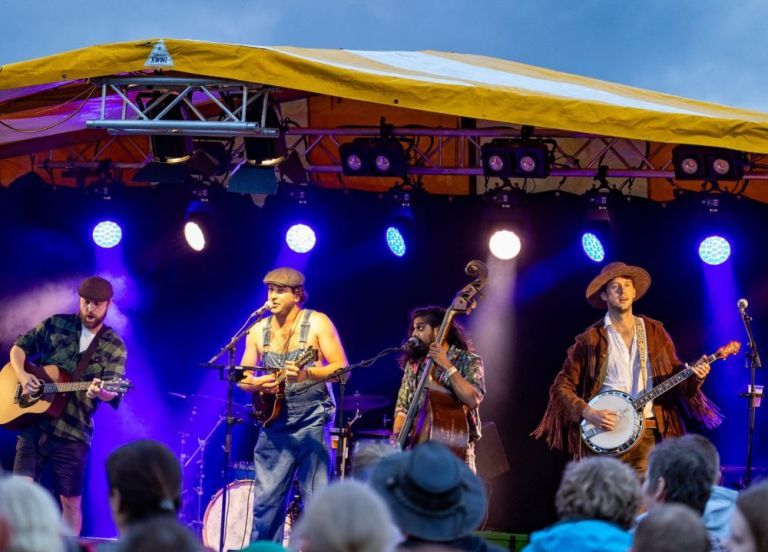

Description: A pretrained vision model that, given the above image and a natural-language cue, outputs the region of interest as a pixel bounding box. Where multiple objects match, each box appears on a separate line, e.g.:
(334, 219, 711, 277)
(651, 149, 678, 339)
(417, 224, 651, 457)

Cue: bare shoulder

(307, 310, 335, 329)
(246, 317, 269, 343)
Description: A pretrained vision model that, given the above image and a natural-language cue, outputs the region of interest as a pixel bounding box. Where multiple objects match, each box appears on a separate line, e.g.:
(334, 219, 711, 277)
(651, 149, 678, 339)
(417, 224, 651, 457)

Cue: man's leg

(60, 495, 82, 535)
(250, 428, 296, 542)
(294, 419, 332, 506)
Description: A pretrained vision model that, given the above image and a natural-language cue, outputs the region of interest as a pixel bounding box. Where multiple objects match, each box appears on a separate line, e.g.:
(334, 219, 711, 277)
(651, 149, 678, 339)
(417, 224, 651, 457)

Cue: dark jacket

(532, 315, 722, 456)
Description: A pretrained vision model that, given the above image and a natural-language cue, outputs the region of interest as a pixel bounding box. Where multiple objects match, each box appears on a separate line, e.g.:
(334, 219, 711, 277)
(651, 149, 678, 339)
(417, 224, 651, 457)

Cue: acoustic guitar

(580, 340, 740, 455)
(0, 361, 132, 429)
(251, 347, 318, 427)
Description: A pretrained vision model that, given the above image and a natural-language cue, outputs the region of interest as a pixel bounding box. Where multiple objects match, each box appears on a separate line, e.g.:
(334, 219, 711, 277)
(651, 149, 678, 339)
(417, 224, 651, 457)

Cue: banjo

(580, 340, 740, 455)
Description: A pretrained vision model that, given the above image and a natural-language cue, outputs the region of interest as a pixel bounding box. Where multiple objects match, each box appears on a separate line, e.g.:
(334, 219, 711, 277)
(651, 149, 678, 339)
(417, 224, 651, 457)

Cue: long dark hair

(106, 439, 182, 524)
(398, 306, 474, 369)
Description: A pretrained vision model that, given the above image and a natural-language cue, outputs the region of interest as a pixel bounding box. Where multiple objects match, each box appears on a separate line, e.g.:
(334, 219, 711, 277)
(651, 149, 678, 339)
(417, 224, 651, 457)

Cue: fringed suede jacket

(532, 315, 722, 457)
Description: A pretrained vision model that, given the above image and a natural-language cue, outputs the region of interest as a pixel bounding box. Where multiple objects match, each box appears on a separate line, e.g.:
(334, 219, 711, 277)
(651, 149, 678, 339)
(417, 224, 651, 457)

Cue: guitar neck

(632, 353, 717, 410)
(41, 381, 93, 394)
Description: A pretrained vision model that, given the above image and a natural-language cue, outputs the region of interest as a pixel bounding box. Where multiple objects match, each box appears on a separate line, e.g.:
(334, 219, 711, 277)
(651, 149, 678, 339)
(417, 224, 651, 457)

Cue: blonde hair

(0, 476, 65, 552)
(290, 480, 397, 552)
(555, 456, 640, 530)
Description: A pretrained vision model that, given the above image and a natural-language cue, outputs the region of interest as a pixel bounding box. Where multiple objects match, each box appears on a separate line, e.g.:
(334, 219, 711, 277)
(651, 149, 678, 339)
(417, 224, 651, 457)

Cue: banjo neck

(631, 353, 718, 410)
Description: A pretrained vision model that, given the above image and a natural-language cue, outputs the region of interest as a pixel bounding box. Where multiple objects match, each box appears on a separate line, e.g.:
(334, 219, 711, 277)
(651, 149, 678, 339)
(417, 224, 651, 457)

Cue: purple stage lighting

(286, 224, 316, 253)
(92, 220, 122, 248)
(699, 235, 731, 265)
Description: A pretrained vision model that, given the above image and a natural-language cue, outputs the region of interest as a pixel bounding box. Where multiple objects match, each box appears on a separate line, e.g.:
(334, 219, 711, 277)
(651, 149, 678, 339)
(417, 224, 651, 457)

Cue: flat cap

(262, 267, 305, 288)
(78, 276, 114, 301)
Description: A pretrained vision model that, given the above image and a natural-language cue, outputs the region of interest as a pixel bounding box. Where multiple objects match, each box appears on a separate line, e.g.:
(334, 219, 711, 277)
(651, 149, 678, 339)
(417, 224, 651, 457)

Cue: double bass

(396, 260, 488, 459)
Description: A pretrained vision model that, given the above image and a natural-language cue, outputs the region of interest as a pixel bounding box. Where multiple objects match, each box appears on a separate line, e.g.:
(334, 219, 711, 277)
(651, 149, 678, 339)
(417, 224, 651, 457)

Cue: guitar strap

(73, 325, 106, 382)
(634, 317, 649, 394)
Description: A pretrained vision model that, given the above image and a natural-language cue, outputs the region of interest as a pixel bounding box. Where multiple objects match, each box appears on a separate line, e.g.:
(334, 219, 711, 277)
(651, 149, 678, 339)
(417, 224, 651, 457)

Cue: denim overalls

(250, 309, 336, 542)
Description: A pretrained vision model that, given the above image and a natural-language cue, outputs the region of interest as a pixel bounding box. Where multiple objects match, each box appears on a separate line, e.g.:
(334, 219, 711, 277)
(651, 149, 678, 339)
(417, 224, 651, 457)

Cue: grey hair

(555, 456, 641, 530)
(290, 480, 398, 552)
(0, 476, 65, 552)
(633, 503, 709, 552)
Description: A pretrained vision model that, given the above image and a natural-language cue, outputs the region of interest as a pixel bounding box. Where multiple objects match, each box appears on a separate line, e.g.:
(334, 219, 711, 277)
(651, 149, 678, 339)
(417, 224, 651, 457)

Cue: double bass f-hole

(395, 260, 489, 454)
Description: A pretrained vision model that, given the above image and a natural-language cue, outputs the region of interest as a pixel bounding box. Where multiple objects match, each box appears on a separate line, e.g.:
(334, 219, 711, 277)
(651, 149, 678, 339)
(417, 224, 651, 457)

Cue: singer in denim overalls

(238, 267, 348, 542)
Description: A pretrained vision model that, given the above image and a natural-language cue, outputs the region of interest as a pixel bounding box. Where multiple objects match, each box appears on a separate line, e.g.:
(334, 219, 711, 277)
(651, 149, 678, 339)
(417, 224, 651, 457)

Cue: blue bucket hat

(370, 442, 487, 542)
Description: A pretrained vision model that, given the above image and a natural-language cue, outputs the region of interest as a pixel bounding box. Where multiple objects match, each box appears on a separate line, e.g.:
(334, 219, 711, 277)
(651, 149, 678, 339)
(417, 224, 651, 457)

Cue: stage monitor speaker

(475, 421, 510, 481)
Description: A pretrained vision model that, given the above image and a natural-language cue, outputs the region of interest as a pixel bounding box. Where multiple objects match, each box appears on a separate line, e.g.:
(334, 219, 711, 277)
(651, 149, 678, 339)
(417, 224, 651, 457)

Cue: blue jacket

(702, 484, 738, 540)
(524, 519, 632, 552)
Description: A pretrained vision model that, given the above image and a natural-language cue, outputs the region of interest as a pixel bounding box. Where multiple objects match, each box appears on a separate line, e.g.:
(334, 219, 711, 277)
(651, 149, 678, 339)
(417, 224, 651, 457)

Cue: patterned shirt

(15, 314, 127, 445)
(395, 345, 486, 442)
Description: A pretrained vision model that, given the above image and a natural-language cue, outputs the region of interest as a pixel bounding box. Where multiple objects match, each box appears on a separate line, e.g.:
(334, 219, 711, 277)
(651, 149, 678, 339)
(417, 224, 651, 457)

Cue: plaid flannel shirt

(395, 345, 486, 442)
(15, 313, 127, 446)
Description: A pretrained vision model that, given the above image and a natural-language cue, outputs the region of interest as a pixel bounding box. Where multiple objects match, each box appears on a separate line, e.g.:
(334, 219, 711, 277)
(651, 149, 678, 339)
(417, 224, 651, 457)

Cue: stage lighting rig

(672, 145, 748, 182)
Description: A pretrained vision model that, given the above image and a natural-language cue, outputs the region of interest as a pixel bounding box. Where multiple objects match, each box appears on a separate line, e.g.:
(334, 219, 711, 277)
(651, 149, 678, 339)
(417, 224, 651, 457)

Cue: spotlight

(339, 139, 407, 177)
(184, 221, 206, 252)
(698, 235, 731, 265)
(184, 198, 213, 252)
(145, 93, 193, 163)
(672, 145, 747, 181)
(244, 98, 286, 167)
(488, 229, 521, 260)
(385, 226, 407, 257)
(92, 220, 123, 248)
(286, 223, 316, 253)
(581, 232, 605, 263)
(481, 140, 552, 178)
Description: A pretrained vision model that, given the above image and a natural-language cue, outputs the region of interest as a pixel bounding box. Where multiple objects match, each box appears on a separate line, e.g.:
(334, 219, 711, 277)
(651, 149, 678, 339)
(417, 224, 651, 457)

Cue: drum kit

(178, 391, 393, 548)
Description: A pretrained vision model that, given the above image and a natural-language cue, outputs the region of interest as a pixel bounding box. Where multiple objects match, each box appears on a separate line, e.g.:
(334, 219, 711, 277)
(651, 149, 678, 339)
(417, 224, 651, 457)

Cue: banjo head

(580, 390, 644, 455)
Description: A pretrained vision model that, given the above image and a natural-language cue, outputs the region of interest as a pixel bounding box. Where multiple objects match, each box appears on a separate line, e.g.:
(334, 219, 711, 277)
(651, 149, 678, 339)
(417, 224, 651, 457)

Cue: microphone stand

(739, 307, 762, 487)
(295, 345, 403, 478)
(206, 311, 260, 552)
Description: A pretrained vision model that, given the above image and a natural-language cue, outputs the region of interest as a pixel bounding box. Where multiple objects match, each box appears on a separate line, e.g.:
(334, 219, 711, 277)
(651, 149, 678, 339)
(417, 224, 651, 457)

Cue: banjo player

(532, 261, 723, 474)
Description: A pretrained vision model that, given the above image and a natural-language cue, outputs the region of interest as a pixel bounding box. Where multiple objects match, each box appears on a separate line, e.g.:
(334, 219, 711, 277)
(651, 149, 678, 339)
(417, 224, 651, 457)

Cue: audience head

(643, 437, 712, 515)
(728, 480, 768, 552)
(371, 441, 487, 542)
(350, 439, 399, 482)
(0, 476, 65, 552)
(555, 456, 640, 530)
(632, 503, 709, 552)
(106, 439, 182, 530)
(114, 517, 203, 552)
(678, 433, 721, 486)
(290, 479, 396, 552)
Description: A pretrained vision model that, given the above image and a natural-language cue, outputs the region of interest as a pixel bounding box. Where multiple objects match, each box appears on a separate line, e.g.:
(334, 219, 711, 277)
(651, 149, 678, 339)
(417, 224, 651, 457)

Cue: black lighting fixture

(481, 139, 553, 179)
(672, 145, 748, 182)
(243, 97, 286, 167)
(133, 92, 196, 183)
(339, 139, 407, 177)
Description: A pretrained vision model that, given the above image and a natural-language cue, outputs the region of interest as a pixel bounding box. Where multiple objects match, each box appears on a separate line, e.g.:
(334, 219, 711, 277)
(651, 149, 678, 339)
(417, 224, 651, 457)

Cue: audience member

(350, 439, 399, 482)
(642, 437, 724, 551)
(678, 434, 737, 540)
(105, 439, 182, 534)
(0, 475, 66, 552)
(727, 480, 768, 552)
(371, 441, 504, 552)
(290, 479, 397, 552)
(632, 503, 709, 552)
(524, 456, 639, 552)
(113, 517, 203, 552)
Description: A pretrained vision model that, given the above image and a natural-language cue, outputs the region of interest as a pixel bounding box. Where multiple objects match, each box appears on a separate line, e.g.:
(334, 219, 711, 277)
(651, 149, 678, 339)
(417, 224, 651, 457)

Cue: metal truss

(85, 77, 280, 137)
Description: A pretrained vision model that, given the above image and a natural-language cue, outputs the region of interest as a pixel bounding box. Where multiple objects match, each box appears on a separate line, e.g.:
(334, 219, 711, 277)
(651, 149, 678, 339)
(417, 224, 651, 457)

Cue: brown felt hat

(585, 262, 651, 309)
(262, 267, 305, 288)
(78, 276, 114, 301)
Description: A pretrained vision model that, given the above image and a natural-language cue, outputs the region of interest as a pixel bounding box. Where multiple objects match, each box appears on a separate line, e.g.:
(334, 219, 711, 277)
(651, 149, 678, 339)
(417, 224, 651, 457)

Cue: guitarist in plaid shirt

(8, 276, 127, 534)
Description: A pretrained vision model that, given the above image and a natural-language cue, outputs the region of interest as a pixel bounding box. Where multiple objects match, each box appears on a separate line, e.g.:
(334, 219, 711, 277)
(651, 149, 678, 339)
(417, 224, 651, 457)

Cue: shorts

(13, 430, 89, 497)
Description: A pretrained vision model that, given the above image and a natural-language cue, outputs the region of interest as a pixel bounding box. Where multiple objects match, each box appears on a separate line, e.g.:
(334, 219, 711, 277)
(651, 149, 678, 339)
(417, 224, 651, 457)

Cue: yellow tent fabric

(2, 38, 768, 154)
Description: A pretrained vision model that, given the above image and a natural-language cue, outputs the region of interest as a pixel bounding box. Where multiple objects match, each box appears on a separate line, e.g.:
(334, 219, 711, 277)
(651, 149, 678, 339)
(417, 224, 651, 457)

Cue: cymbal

(341, 393, 391, 411)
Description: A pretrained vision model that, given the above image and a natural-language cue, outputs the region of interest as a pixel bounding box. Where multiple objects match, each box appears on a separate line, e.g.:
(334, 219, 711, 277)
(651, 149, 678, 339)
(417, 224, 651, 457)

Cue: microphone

(251, 301, 272, 318)
(401, 336, 421, 350)
(738, 298, 749, 314)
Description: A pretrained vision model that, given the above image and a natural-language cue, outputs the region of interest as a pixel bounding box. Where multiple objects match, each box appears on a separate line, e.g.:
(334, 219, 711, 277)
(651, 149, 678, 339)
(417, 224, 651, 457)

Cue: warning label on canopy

(145, 39, 174, 67)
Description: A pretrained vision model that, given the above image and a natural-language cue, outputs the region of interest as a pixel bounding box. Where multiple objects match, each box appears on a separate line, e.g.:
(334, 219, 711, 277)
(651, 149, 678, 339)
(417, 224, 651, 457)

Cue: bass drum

(202, 480, 297, 549)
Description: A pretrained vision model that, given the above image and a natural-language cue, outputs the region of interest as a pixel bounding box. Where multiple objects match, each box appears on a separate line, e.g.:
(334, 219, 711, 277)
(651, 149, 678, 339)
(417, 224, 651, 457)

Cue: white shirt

(79, 324, 97, 353)
(600, 312, 654, 418)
